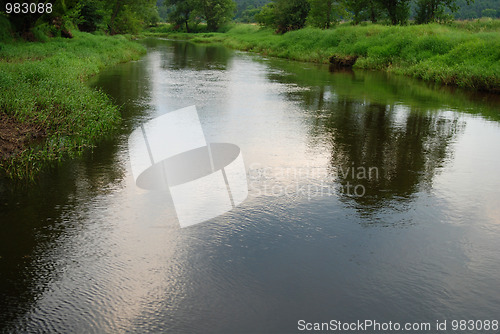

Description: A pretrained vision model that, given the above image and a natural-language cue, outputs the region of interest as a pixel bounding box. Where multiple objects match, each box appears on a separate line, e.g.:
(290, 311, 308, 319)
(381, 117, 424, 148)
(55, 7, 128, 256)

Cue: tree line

(1, 0, 496, 39)
(243, 0, 497, 26)
(253, 0, 476, 33)
(0, 0, 160, 38)
(159, 0, 235, 31)
(159, 0, 494, 33)
(453, 0, 499, 19)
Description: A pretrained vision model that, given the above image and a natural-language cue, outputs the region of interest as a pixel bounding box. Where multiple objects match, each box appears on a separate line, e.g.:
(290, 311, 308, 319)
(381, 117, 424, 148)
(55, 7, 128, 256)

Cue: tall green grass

(148, 21, 500, 92)
(0, 32, 146, 179)
(448, 18, 500, 32)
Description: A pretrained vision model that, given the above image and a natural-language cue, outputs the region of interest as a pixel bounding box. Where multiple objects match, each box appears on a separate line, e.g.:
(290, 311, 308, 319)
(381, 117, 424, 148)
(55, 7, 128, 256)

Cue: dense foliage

(161, 0, 235, 31)
(0, 0, 159, 39)
(233, 0, 268, 22)
(252, 0, 483, 31)
(344, 0, 383, 24)
(415, 0, 473, 23)
(1, 0, 496, 39)
(454, 0, 500, 19)
(250, 0, 497, 29)
(307, 0, 346, 29)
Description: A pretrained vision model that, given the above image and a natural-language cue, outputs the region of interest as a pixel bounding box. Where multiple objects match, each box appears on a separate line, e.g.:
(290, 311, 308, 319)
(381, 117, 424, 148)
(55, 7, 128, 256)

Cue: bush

(482, 9, 497, 18)
(32, 23, 51, 42)
(78, 0, 104, 32)
(0, 15, 13, 42)
(255, 3, 276, 27)
(113, 6, 143, 34)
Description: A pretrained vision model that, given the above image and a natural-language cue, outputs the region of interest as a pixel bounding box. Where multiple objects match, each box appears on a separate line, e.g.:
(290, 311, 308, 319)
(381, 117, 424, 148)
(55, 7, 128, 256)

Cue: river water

(1, 38, 500, 333)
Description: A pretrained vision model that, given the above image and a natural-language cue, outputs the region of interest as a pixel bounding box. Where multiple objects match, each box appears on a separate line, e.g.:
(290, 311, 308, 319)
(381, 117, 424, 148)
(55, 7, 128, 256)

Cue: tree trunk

(431, 0, 438, 21)
(10, 13, 43, 39)
(370, 0, 377, 23)
(326, 0, 332, 29)
(110, 0, 124, 35)
(389, 5, 397, 25)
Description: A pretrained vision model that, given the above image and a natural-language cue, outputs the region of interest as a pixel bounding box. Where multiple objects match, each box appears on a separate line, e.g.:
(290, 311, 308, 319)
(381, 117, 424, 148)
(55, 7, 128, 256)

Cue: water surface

(1, 38, 500, 333)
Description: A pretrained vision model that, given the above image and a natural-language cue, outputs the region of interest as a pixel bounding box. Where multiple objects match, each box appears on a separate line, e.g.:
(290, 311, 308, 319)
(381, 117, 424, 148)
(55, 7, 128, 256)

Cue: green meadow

(0, 32, 145, 179)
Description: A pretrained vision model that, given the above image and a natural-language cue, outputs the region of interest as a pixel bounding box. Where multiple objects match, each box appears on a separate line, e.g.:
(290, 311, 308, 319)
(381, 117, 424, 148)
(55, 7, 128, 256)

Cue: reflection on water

(1, 38, 500, 333)
(307, 97, 463, 205)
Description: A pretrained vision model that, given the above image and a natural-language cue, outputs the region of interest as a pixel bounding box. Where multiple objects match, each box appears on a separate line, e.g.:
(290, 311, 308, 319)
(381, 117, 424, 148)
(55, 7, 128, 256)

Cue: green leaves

(198, 0, 236, 31)
(165, 0, 235, 32)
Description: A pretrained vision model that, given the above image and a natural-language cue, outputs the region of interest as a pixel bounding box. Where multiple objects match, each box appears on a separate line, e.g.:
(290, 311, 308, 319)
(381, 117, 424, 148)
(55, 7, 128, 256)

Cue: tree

(108, 0, 158, 34)
(415, 0, 473, 23)
(307, 0, 345, 29)
(481, 8, 497, 17)
(1, 0, 44, 36)
(453, 0, 499, 19)
(376, 0, 410, 24)
(167, 0, 197, 31)
(233, 0, 269, 22)
(164, 0, 235, 31)
(109, 0, 124, 34)
(1, 0, 160, 39)
(238, 7, 261, 22)
(78, 0, 107, 32)
(0, 0, 80, 38)
(197, 0, 236, 31)
(366, 0, 383, 22)
(255, 3, 276, 26)
(157, 0, 171, 22)
(343, 0, 382, 24)
(273, 0, 310, 33)
(344, 0, 366, 24)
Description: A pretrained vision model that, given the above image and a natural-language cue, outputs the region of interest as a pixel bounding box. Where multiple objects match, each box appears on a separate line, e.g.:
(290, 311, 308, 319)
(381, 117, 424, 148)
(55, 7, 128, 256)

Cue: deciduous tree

(376, 0, 410, 24)
(307, 0, 345, 29)
(254, 3, 276, 26)
(273, 0, 310, 33)
(415, 0, 473, 23)
(343, 0, 382, 24)
(166, 0, 197, 31)
(197, 0, 235, 31)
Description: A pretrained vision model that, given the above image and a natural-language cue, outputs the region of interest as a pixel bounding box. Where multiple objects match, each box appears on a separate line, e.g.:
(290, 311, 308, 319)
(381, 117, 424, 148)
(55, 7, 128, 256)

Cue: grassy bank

(0, 32, 146, 179)
(146, 20, 500, 92)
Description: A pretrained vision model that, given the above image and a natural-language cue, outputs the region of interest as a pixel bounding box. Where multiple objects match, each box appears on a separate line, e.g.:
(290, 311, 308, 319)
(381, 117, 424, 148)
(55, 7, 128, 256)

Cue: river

(1, 38, 500, 333)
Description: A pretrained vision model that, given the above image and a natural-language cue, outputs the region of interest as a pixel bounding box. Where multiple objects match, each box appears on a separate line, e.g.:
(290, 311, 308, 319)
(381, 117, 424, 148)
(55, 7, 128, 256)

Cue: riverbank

(0, 32, 146, 179)
(145, 20, 500, 92)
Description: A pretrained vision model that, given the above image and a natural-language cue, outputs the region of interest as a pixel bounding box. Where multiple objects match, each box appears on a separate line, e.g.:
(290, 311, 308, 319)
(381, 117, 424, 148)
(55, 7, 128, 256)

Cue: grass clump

(146, 22, 500, 92)
(0, 32, 146, 180)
